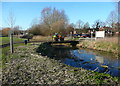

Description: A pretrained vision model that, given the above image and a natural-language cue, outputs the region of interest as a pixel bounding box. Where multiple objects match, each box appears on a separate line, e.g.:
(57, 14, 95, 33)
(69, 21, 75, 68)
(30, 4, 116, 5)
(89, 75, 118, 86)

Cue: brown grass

(32, 35, 53, 41)
(95, 37, 118, 44)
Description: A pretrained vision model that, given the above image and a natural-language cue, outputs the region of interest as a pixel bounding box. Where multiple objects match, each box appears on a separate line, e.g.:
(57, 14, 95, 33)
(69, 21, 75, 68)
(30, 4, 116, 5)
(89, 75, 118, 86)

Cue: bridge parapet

(47, 41, 79, 47)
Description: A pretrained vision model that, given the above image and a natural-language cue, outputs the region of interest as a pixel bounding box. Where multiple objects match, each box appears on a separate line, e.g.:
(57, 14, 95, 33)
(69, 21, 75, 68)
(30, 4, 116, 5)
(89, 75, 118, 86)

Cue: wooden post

(10, 31, 14, 53)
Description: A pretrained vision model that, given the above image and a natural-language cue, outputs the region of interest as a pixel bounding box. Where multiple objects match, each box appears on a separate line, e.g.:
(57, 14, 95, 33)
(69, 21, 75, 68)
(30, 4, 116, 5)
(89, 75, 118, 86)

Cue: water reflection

(37, 44, 120, 77)
(63, 49, 120, 77)
(95, 56, 104, 65)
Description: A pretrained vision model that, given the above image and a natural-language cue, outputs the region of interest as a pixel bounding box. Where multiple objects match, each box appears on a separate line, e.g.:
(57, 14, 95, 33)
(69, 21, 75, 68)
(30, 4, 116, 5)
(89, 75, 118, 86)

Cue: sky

(1, 0, 120, 2)
(1, 2, 117, 30)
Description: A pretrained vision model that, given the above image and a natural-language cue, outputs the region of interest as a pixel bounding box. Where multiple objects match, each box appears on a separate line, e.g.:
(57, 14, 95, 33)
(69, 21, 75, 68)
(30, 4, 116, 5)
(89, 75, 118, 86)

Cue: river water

(48, 45, 120, 77)
(38, 44, 120, 77)
(63, 48, 120, 77)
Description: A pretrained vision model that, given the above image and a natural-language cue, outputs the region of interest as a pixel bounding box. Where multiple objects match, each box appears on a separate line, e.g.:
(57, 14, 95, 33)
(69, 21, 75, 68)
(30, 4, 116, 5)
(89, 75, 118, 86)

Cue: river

(63, 48, 120, 77)
(39, 44, 120, 77)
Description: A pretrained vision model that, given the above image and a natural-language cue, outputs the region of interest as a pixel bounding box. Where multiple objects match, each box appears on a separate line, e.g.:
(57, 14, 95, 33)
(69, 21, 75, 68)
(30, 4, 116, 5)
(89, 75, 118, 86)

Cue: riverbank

(2, 43, 119, 85)
(77, 37, 119, 54)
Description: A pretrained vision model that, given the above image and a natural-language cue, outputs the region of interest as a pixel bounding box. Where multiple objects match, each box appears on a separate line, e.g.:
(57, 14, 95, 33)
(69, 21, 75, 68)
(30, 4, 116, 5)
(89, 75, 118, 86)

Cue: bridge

(47, 41, 79, 47)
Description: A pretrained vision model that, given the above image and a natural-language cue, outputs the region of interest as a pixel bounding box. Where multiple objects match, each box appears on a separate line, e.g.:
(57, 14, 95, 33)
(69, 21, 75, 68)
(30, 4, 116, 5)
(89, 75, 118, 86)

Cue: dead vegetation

(32, 35, 53, 41)
(95, 37, 118, 44)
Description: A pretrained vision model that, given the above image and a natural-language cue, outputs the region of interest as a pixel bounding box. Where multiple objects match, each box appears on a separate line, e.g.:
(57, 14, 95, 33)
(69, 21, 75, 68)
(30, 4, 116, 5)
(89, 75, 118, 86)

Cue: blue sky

(2, 2, 116, 30)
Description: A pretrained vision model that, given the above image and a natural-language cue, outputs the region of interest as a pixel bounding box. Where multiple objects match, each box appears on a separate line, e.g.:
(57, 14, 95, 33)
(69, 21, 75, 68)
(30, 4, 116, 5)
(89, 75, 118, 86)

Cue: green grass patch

(1, 43, 28, 67)
(0, 37, 26, 45)
(87, 72, 119, 84)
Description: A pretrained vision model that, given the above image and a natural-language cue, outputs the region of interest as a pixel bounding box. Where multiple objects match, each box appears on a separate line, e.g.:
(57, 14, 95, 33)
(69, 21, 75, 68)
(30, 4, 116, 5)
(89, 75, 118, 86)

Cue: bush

(21, 34, 33, 39)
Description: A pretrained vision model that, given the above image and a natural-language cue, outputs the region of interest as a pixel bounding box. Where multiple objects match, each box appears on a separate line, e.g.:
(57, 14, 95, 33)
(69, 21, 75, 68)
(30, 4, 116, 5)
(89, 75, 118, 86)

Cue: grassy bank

(77, 37, 119, 54)
(1, 43, 26, 66)
(0, 37, 26, 45)
(2, 42, 120, 85)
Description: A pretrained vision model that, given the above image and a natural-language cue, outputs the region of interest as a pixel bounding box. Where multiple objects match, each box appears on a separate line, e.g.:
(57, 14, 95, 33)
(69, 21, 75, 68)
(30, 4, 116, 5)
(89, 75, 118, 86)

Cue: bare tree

(106, 11, 118, 28)
(92, 20, 105, 31)
(7, 11, 16, 29)
(118, 2, 120, 24)
(7, 10, 16, 53)
(83, 22, 90, 29)
(31, 18, 39, 27)
(41, 7, 68, 35)
(28, 24, 43, 35)
(66, 24, 74, 35)
(70, 23, 75, 29)
(13, 26, 22, 35)
(76, 19, 84, 29)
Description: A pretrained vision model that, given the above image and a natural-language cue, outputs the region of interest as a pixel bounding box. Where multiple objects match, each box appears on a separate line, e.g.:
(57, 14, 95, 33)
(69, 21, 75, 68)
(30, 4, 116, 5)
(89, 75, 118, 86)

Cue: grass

(76, 37, 119, 54)
(69, 68, 119, 84)
(78, 40, 119, 54)
(86, 71, 119, 84)
(95, 37, 118, 44)
(1, 43, 28, 67)
(0, 37, 26, 45)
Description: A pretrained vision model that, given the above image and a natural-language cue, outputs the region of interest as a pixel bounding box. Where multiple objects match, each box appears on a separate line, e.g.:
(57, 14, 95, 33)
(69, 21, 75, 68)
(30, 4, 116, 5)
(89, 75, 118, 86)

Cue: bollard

(24, 40, 28, 45)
